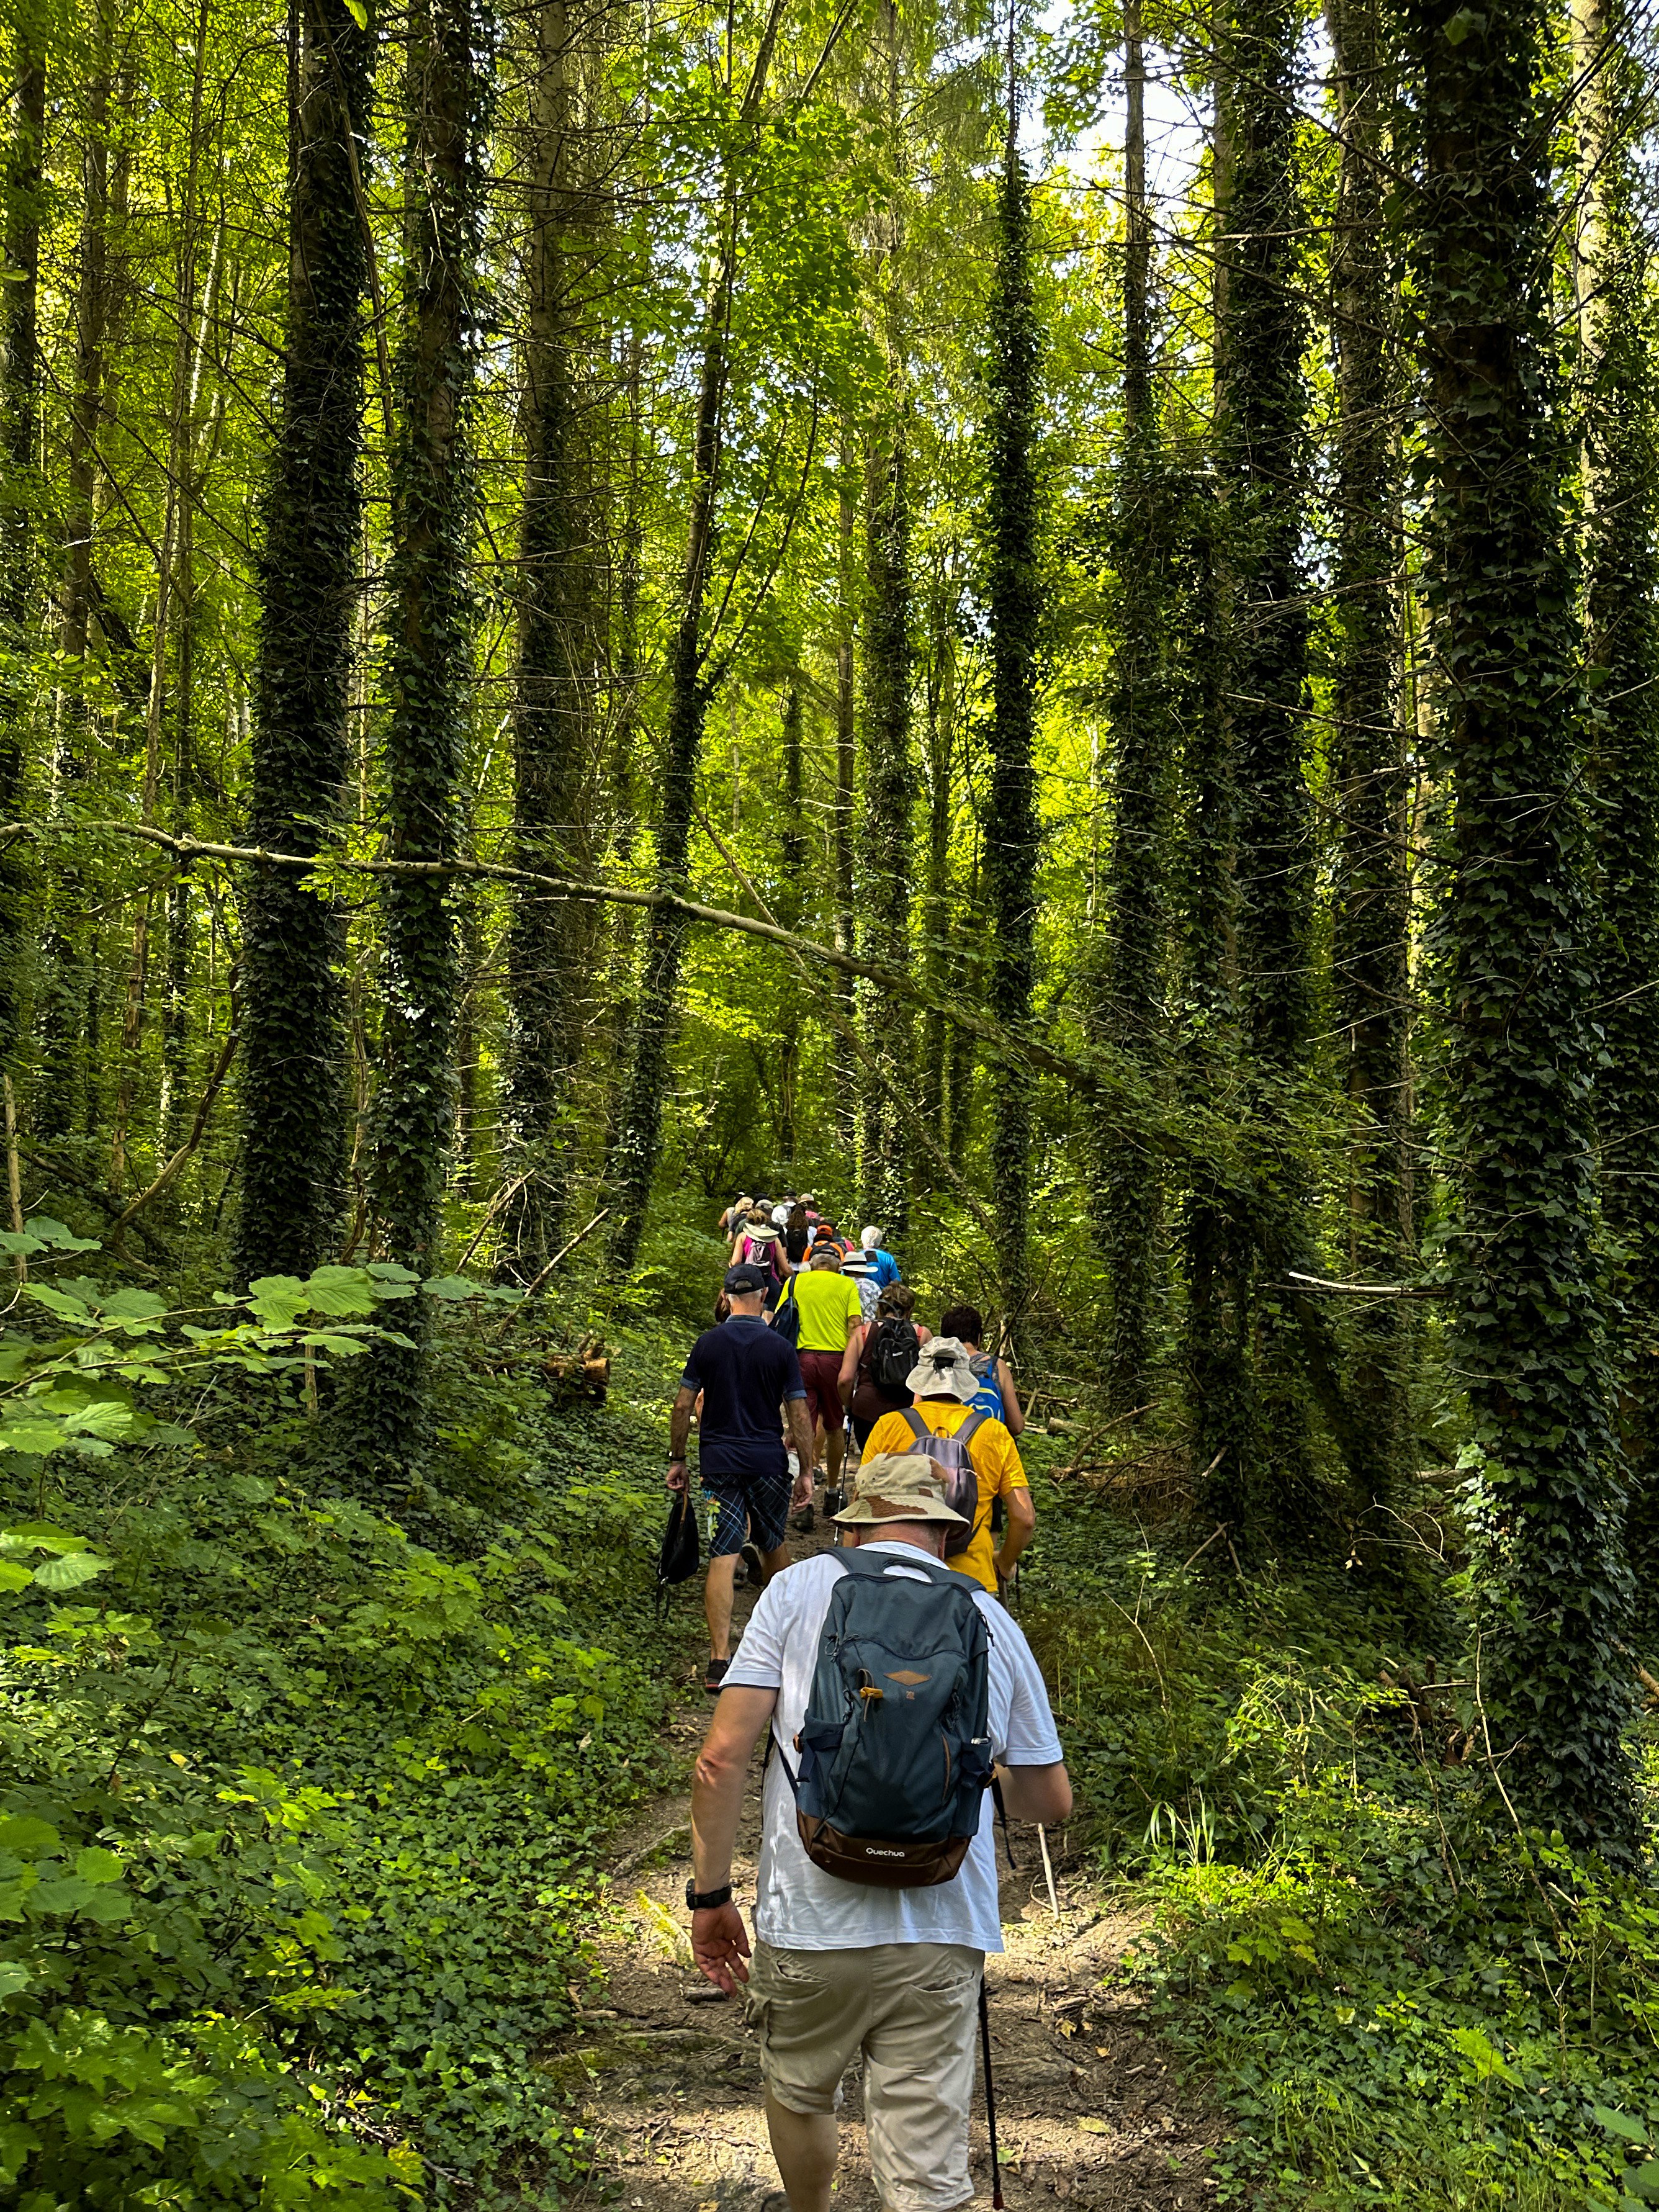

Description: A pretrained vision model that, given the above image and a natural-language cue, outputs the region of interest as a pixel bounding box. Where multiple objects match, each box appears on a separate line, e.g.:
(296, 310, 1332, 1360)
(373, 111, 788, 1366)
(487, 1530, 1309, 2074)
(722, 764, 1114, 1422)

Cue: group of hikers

(666, 1185, 1071, 2212)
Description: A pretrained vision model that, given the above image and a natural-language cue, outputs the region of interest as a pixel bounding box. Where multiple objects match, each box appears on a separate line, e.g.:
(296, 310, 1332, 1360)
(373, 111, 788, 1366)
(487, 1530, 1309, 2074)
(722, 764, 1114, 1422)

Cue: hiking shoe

(791, 1503, 814, 1533)
(704, 1657, 732, 1694)
(741, 1542, 765, 1588)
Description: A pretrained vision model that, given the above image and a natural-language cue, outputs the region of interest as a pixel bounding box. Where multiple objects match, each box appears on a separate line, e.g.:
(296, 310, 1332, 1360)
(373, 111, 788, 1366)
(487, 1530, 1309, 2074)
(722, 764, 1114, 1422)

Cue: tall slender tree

(858, 425, 912, 1231)
(349, 0, 490, 1485)
(777, 677, 804, 1167)
(1572, 0, 1659, 1593)
(499, 0, 603, 1277)
(1212, 0, 1316, 1534)
(1093, 0, 1171, 1417)
(832, 420, 860, 1168)
(606, 0, 786, 1275)
(36, 0, 114, 1143)
(1328, 0, 1411, 1533)
(235, 0, 374, 1282)
(0, 0, 45, 1069)
(982, 58, 1042, 1349)
(1412, 0, 1635, 1852)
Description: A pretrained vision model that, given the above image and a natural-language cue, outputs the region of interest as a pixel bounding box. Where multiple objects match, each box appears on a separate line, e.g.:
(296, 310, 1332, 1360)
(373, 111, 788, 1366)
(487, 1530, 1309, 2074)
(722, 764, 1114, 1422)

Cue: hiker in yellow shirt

(860, 1335, 1035, 1595)
(774, 1241, 862, 1526)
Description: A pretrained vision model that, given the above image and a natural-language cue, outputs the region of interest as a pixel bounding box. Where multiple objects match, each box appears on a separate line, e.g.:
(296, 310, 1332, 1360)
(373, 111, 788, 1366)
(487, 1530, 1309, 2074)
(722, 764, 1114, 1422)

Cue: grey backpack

(899, 1407, 987, 1558)
(777, 1550, 993, 1887)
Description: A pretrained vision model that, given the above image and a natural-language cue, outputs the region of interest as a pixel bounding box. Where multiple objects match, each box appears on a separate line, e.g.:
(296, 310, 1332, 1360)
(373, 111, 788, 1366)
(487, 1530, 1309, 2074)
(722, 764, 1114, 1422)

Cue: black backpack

(772, 1276, 803, 1346)
(870, 1315, 920, 1395)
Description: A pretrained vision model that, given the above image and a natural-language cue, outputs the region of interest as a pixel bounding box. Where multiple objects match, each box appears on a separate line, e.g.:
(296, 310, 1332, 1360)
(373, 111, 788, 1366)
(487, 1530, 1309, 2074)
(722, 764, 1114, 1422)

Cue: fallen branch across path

(13, 817, 1398, 1504)
(8, 817, 1178, 1148)
(1285, 1270, 1452, 1300)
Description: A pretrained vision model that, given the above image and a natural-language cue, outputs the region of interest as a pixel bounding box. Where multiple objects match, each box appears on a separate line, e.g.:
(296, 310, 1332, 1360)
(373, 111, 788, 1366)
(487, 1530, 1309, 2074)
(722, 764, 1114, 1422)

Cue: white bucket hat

(904, 1335, 979, 1403)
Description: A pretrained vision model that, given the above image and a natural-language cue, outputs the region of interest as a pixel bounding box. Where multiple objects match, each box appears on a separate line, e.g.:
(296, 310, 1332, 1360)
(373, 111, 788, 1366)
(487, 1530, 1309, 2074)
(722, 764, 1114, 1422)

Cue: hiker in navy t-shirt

(669, 1263, 814, 1694)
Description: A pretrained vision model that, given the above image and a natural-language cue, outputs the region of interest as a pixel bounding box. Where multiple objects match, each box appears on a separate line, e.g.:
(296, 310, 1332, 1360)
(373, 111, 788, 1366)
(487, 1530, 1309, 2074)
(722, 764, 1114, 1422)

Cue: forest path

(549, 1512, 1220, 2212)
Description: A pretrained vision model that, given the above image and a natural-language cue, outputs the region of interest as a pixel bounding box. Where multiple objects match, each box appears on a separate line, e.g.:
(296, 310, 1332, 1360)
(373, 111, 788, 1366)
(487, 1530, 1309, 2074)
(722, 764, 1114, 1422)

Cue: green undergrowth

(1022, 1468, 1659, 2211)
(1, 1316, 686, 2208)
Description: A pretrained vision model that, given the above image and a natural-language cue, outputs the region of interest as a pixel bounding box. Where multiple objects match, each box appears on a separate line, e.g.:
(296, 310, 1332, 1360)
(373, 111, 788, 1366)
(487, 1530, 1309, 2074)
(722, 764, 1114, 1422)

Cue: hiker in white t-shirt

(684, 1459, 1071, 2212)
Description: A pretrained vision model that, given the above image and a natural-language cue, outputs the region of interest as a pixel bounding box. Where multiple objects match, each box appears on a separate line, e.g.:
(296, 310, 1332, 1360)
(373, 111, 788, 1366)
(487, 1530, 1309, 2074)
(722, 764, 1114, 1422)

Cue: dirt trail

(551, 1517, 1218, 2212)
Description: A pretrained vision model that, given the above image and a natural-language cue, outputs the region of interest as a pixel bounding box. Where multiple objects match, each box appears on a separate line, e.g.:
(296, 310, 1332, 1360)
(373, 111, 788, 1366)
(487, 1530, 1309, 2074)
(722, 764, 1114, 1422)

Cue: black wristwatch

(686, 1879, 732, 1912)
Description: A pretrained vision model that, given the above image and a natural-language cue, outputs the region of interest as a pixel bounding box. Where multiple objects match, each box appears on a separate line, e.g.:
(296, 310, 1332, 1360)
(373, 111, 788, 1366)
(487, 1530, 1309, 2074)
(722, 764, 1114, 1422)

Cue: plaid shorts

(701, 1458, 793, 1557)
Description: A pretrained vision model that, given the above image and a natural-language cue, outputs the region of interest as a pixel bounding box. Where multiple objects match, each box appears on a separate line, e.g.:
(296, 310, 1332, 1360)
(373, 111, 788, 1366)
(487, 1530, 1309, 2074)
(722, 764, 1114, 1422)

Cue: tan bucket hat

(829, 1454, 968, 1527)
(904, 1334, 979, 1403)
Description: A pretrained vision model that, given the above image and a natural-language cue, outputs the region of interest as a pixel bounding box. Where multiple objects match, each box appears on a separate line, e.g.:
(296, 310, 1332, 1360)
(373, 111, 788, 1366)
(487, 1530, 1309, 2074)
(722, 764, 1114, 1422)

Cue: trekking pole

(978, 1977, 1004, 2211)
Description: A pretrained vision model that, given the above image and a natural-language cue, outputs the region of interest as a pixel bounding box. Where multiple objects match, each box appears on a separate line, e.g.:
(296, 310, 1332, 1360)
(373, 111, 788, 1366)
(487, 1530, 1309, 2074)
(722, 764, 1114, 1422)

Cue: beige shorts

(745, 1940, 984, 2212)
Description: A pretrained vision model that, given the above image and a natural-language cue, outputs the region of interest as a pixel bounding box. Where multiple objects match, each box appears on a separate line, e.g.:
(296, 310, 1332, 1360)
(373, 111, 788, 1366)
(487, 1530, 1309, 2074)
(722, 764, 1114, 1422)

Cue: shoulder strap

(956, 1408, 989, 1447)
(901, 1406, 928, 1441)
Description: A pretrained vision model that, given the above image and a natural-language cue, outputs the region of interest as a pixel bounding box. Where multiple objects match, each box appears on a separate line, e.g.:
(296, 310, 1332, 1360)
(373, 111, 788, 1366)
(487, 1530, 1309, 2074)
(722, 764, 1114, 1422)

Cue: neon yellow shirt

(783, 1269, 862, 1354)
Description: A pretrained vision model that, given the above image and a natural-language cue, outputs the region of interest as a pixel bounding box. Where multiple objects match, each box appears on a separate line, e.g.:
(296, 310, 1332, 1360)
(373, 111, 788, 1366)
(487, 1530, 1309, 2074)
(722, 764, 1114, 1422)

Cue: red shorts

(798, 1349, 846, 1436)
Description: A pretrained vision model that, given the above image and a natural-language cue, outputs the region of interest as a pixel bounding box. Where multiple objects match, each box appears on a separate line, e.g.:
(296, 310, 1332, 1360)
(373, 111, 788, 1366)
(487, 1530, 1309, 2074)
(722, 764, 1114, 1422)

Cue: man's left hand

(791, 1467, 813, 1509)
(691, 1901, 752, 1993)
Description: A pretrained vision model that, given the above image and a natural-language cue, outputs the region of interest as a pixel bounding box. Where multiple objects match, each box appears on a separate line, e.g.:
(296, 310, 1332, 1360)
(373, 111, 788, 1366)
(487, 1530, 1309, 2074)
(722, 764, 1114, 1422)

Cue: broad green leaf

(100, 1288, 169, 1329)
(24, 1216, 100, 1252)
(32, 1551, 112, 1591)
(25, 1285, 92, 1325)
(1596, 2108, 1653, 2144)
(301, 1265, 379, 1316)
(342, 0, 368, 25)
(0, 1817, 58, 1854)
(422, 1275, 485, 1301)
(246, 1275, 311, 1328)
(0, 1562, 30, 1591)
(74, 1846, 124, 1885)
(0, 1231, 42, 1257)
(0, 1960, 30, 1997)
(2, 1524, 88, 1553)
(64, 1400, 136, 1441)
(29, 1874, 97, 1913)
(0, 1419, 70, 1454)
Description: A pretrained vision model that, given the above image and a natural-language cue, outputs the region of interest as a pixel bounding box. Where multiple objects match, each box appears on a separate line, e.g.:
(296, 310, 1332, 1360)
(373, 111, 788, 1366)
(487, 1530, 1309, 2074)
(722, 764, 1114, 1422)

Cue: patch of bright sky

(1028, 0, 1334, 208)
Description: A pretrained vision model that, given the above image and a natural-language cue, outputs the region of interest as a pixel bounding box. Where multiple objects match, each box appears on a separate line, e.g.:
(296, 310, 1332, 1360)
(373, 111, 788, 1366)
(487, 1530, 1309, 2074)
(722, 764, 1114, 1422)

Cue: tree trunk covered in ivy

(36, 0, 112, 1142)
(1328, 0, 1411, 1537)
(599, 323, 642, 1147)
(1094, 0, 1169, 1418)
(235, 0, 372, 1283)
(1182, 498, 1254, 1526)
(0, 3, 43, 1071)
(983, 99, 1041, 1348)
(349, 0, 487, 1486)
(1572, 0, 1659, 1598)
(1185, 46, 1253, 1530)
(606, 8, 782, 1277)
(832, 423, 860, 1168)
(1413, 0, 1635, 1853)
(918, 562, 957, 1137)
(500, 0, 600, 1279)
(775, 679, 804, 1168)
(1215, 0, 1315, 1535)
(605, 282, 729, 1275)
(858, 428, 912, 1234)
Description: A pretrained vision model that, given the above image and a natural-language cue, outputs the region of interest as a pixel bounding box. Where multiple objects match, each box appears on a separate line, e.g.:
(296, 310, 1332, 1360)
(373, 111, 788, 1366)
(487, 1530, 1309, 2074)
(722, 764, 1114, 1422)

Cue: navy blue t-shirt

(682, 1316, 806, 1480)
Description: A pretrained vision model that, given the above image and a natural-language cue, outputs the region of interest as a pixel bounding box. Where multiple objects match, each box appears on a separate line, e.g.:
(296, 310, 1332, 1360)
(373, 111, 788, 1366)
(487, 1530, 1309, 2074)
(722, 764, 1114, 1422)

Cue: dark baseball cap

(724, 1261, 770, 1294)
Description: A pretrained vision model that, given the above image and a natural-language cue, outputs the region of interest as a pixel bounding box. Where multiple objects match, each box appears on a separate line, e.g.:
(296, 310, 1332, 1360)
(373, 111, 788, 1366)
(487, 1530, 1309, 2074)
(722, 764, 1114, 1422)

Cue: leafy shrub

(0, 1248, 685, 2205)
